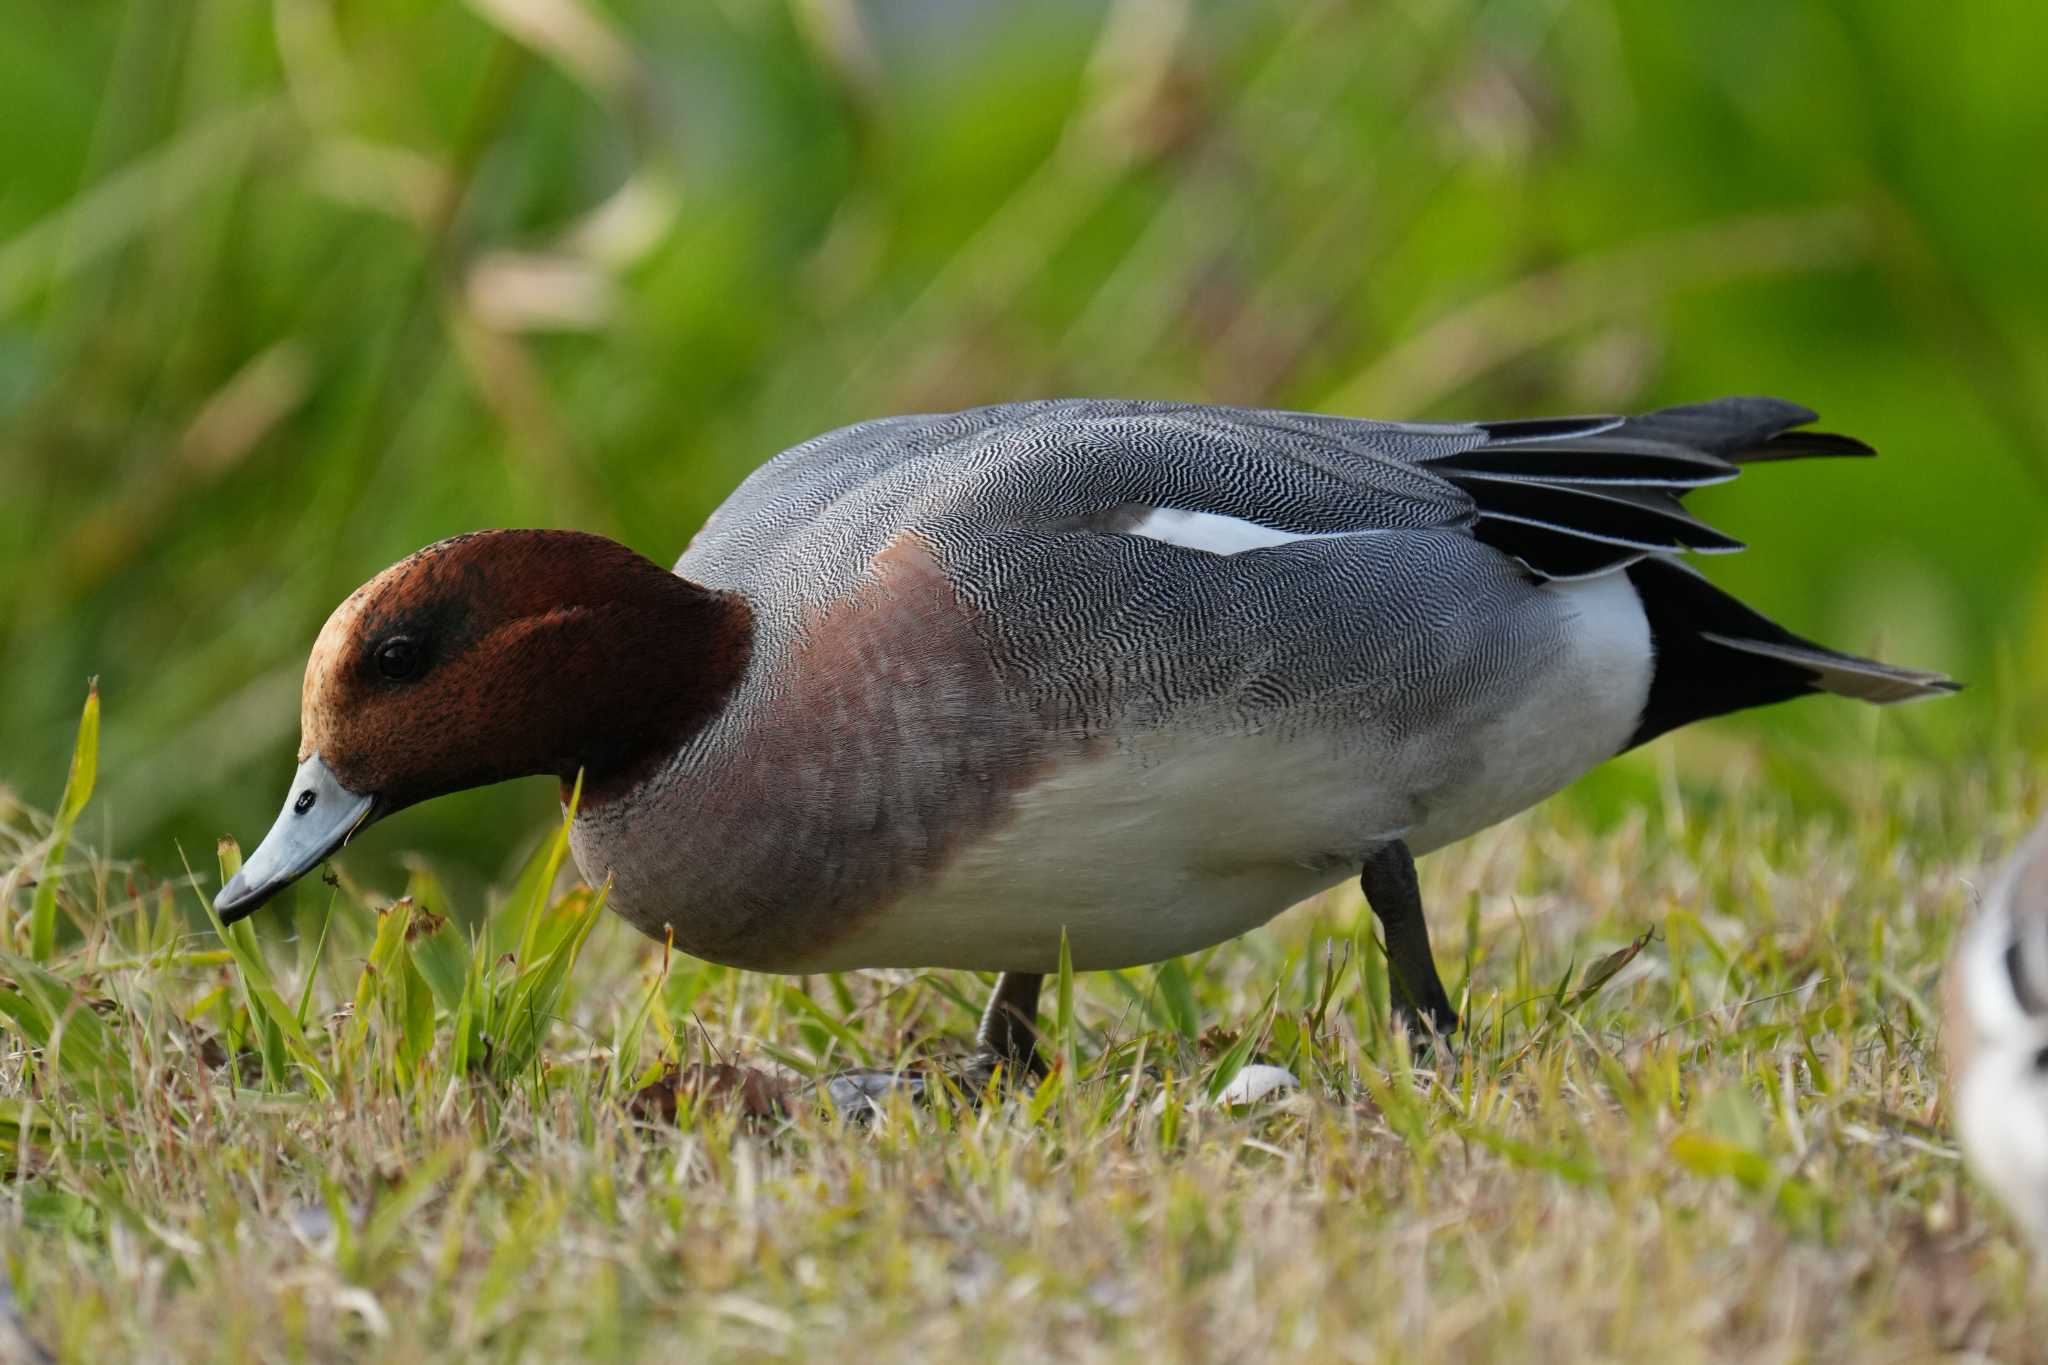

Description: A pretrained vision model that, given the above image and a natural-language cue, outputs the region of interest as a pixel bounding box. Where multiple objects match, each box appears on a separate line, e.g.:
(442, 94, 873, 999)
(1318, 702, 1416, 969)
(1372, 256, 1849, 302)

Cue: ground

(2, 704, 2043, 1363)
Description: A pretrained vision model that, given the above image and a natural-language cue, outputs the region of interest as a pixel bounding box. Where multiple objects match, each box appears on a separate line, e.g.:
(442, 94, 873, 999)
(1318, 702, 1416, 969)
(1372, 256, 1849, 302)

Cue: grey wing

(683, 395, 1854, 731)
(941, 519, 1547, 742)
(684, 395, 1816, 595)
(683, 398, 1490, 595)
(898, 403, 1548, 736)
(677, 400, 1524, 738)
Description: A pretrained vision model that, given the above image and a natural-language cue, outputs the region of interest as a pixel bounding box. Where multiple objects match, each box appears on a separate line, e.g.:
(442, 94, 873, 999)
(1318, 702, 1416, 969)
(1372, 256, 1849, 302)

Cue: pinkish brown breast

(569, 533, 1084, 970)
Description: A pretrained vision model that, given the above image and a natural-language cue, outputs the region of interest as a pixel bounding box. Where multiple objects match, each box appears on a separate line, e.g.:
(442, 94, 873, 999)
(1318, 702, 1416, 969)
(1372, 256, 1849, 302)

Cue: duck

(215, 395, 1955, 1080)
(1945, 818, 2048, 1249)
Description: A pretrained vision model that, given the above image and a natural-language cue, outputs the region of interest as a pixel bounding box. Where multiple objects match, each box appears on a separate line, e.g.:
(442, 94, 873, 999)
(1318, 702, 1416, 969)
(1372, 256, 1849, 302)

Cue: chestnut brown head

(216, 529, 750, 922)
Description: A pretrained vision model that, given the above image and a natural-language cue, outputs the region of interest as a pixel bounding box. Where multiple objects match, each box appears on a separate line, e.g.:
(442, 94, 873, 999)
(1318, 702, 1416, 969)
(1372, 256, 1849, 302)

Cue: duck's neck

(549, 569, 754, 805)
(429, 531, 755, 805)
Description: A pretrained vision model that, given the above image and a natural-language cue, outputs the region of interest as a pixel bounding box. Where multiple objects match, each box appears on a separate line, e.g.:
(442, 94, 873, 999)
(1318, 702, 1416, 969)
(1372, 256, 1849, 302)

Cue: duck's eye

(375, 637, 423, 681)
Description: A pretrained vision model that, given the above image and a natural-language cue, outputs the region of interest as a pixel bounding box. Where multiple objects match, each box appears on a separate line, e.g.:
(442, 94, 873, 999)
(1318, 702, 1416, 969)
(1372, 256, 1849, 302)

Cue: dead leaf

(628, 1063, 790, 1125)
(1568, 928, 1654, 1009)
(404, 908, 447, 942)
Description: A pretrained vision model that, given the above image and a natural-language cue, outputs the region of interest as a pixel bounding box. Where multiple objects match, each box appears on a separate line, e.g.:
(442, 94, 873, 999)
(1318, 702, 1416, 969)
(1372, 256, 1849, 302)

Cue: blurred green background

(3, 0, 2045, 904)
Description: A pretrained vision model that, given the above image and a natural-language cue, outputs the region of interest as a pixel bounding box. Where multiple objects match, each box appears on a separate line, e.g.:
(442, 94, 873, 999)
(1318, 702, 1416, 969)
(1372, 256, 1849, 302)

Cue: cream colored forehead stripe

(297, 588, 370, 762)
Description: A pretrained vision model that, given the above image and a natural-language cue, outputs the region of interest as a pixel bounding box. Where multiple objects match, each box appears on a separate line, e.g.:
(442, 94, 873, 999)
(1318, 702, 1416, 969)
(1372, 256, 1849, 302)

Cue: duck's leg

(815, 971, 1045, 1117)
(1361, 841, 1459, 1036)
(976, 971, 1045, 1078)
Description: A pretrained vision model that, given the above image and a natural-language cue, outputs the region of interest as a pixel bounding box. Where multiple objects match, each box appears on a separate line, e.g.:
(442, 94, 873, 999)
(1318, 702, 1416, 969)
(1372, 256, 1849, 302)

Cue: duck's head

(1945, 820, 2048, 1246)
(1949, 823, 2048, 1055)
(215, 529, 750, 923)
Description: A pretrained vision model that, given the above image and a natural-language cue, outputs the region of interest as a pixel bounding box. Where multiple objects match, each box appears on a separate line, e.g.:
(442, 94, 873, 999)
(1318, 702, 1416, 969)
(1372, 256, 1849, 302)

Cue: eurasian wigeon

(1946, 819, 2048, 1248)
(216, 396, 1956, 1079)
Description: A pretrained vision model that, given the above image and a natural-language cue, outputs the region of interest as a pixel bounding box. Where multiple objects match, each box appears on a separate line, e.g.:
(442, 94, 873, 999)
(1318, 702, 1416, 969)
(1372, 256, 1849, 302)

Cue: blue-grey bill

(215, 752, 377, 923)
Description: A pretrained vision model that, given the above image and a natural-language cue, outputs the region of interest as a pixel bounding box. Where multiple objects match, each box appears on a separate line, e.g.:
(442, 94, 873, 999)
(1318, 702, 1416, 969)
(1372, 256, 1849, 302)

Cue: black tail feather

(1576, 396, 1817, 457)
(1624, 557, 1958, 748)
(1444, 436, 1737, 488)
(1432, 396, 1956, 735)
(1432, 396, 1872, 581)
(1433, 394, 1957, 736)
(1450, 474, 1745, 555)
(1730, 428, 1877, 462)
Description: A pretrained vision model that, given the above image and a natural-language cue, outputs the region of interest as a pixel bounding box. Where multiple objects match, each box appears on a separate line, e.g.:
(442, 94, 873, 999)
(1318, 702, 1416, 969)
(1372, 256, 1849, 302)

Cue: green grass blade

(295, 887, 338, 1031)
(28, 680, 99, 961)
(1153, 957, 1199, 1041)
(351, 896, 415, 1061)
(53, 681, 99, 828)
(402, 865, 472, 1013)
(192, 842, 331, 1098)
(511, 772, 582, 969)
(213, 842, 287, 1087)
(1056, 927, 1077, 1084)
(1203, 983, 1279, 1103)
(491, 879, 608, 1083)
(779, 983, 873, 1068)
(451, 925, 490, 1076)
(608, 958, 669, 1093)
(0, 952, 133, 1104)
(399, 950, 437, 1082)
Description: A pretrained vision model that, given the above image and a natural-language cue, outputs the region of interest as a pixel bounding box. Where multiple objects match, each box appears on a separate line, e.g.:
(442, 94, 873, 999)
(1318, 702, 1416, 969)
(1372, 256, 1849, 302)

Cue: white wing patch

(1126, 507, 1377, 556)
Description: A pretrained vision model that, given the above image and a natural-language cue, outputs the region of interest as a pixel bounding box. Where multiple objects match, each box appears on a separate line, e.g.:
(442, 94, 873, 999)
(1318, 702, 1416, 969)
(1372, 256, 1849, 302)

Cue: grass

(4, 689, 2045, 1361)
(6, 0, 2047, 901)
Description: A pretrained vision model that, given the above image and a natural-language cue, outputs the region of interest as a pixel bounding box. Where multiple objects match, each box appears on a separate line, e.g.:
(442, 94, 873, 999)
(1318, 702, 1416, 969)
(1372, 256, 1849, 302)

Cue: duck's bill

(216, 753, 379, 923)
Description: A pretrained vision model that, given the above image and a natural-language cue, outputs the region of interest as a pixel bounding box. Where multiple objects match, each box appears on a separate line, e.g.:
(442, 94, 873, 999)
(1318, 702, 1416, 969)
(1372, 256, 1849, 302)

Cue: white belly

(808, 569, 1654, 973)
(804, 729, 1377, 971)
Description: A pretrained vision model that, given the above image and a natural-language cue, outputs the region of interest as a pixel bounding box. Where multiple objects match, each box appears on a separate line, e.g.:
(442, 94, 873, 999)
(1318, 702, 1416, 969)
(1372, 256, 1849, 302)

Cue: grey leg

(1361, 841, 1459, 1036)
(976, 971, 1045, 1077)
